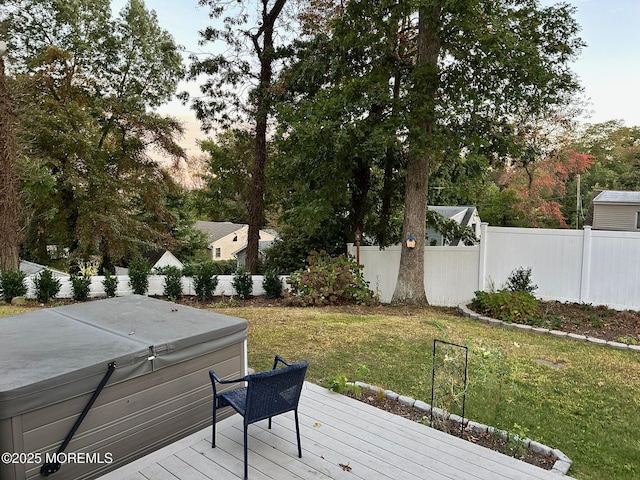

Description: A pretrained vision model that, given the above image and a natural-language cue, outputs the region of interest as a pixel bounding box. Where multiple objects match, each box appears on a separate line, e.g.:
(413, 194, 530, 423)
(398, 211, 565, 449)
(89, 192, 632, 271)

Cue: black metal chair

(209, 355, 308, 479)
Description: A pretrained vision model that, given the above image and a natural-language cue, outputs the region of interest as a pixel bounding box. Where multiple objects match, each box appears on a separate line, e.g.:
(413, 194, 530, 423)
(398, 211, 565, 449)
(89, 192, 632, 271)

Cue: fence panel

(588, 230, 640, 310)
(482, 227, 584, 303)
(351, 225, 640, 311)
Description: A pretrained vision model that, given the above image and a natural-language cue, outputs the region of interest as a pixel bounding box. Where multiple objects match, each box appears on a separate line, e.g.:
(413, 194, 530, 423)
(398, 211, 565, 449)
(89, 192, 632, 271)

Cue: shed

(590, 190, 640, 231)
(0, 296, 247, 480)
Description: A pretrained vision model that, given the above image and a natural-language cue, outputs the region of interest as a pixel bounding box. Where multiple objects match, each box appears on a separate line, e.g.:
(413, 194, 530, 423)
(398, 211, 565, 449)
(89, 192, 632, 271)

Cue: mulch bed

(343, 389, 557, 470)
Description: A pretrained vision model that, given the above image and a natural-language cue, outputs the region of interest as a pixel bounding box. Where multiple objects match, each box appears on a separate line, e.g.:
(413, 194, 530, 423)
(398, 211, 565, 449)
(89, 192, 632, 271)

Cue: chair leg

(212, 397, 217, 448)
(294, 410, 302, 458)
(244, 424, 249, 480)
(268, 417, 272, 429)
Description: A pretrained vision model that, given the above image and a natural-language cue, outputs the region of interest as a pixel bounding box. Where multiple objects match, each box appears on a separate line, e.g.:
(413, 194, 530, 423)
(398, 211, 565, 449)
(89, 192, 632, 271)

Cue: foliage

(263, 224, 347, 275)
(5, 0, 186, 270)
(286, 251, 375, 306)
(162, 266, 183, 301)
(214, 260, 240, 276)
(471, 290, 540, 324)
(505, 267, 538, 294)
(276, 0, 585, 304)
(197, 130, 255, 223)
(497, 148, 593, 228)
(191, 261, 220, 302)
(262, 269, 283, 299)
(184, 259, 238, 277)
(102, 270, 118, 298)
(0, 269, 27, 303)
(33, 268, 61, 303)
(70, 274, 91, 301)
(232, 267, 253, 300)
(128, 256, 151, 295)
(564, 121, 640, 228)
(327, 365, 370, 395)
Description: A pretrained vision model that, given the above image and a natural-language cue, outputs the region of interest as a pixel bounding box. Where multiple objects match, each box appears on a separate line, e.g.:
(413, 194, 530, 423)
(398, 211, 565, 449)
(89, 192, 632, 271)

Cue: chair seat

(219, 387, 247, 416)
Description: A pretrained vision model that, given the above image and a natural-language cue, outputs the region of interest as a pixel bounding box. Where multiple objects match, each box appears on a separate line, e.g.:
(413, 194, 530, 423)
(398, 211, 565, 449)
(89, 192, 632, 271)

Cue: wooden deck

(98, 382, 573, 480)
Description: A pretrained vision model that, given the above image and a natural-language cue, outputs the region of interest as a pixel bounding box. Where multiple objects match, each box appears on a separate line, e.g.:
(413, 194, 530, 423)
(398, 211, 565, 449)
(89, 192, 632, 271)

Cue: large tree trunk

(391, 5, 441, 305)
(246, 0, 286, 274)
(0, 56, 21, 272)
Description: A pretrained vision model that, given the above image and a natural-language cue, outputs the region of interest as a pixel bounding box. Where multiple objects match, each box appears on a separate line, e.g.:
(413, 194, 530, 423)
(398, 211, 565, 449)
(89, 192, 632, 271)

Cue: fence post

(477, 223, 489, 292)
(579, 226, 592, 304)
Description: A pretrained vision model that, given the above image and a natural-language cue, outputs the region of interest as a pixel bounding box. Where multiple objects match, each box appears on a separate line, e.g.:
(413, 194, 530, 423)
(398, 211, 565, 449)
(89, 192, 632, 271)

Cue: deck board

(98, 382, 574, 480)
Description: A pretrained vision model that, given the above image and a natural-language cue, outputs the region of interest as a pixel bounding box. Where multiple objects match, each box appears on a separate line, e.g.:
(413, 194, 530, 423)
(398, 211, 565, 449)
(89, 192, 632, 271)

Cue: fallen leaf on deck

(314, 422, 322, 428)
(339, 463, 352, 472)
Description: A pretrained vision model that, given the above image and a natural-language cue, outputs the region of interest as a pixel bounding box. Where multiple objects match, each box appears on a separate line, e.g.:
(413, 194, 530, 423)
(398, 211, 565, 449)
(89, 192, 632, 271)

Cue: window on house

(215, 248, 221, 258)
(636, 212, 640, 229)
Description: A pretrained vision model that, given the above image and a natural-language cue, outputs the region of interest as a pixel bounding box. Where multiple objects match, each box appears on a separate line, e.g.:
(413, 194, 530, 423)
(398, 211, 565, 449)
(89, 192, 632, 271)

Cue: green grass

(213, 305, 640, 480)
(3, 303, 638, 479)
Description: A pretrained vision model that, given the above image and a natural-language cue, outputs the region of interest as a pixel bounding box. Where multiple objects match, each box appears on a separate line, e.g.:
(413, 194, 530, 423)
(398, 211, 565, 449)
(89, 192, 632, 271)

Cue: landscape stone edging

(457, 304, 640, 353)
(352, 381, 573, 476)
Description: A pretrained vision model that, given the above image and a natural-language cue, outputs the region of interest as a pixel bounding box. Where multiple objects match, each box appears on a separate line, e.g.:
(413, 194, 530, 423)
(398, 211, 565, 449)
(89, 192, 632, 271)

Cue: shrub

(286, 251, 376, 306)
(129, 257, 151, 295)
(102, 270, 118, 297)
(471, 290, 540, 323)
(162, 266, 183, 301)
(192, 261, 219, 302)
(33, 269, 61, 303)
(0, 269, 27, 303)
(262, 269, 283, 299)
(70, 273, 91, 301)
(505, 267, 538, 294)
(232, 267, 253, 299)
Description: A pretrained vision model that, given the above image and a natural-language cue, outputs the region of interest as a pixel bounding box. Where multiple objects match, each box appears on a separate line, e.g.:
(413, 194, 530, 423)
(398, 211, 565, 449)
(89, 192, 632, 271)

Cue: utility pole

(0, 40, 21, 272)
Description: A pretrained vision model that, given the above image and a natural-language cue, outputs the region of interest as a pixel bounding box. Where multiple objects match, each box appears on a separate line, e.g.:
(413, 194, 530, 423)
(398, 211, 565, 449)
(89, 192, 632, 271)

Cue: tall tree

(390, 0, 584, 304)
(0, 44, 20, 271)
(275, 0, 411, 253)
(4, 0, 186, 269)
(188, 0, 290, 273)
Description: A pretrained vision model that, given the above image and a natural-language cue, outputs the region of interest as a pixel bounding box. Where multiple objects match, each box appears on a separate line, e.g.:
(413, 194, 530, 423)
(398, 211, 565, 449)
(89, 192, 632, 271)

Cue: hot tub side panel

(1, 342, 244, 480)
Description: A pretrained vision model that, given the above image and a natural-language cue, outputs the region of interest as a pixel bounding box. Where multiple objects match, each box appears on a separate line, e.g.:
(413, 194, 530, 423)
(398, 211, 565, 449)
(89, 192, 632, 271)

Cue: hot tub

(0, 296, 247, 480)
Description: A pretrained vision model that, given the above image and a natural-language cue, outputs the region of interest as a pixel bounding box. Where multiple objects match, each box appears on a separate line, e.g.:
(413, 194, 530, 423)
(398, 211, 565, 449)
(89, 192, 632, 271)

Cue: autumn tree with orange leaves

(497, 148, 593, 228)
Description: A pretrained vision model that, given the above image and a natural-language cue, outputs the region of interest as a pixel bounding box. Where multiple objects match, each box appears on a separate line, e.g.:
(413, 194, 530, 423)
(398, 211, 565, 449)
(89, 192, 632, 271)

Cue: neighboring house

(233, 241, 276, 267)
(426, 206, 482, 246)
(144, 250, 184, 271)
(19, 260, 68, 277)
(194, 221, 278, 264)
(115, 250, 183, 275)
(588, 190, 640, 231)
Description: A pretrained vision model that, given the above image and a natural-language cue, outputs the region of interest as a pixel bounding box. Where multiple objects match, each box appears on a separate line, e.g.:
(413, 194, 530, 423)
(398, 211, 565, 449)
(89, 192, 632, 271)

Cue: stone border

(457, 304, 640, 353)
(352, 381, 573, 476)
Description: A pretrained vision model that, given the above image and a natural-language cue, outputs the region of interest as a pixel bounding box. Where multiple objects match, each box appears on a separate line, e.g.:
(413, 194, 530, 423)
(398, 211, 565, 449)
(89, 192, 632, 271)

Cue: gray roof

(19, 260, 68, 277)
(231, 240, 275, 257)
(194, 221, 247, 244)
(429, 206, 476, 224)
(593, 190, 640, 204)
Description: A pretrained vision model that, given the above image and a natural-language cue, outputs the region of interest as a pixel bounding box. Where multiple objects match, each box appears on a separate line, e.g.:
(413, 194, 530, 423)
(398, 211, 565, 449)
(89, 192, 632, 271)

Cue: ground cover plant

(210, 305, 640, 480)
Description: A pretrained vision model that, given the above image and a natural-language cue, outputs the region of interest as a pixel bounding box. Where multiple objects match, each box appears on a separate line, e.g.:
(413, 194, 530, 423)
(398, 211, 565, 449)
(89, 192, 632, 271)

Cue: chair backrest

(244, 361, 308, 424)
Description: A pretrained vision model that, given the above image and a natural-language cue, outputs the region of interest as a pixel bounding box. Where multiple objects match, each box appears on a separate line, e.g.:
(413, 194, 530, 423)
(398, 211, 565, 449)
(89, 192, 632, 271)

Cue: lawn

(213, 304, 640, 480)
(2, 302, 638, 479)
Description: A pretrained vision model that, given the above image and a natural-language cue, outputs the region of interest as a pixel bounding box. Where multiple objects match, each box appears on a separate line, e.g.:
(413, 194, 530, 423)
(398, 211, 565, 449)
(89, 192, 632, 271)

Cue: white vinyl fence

(23, 275, 272, 299)
(349, 224, 640, 311)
